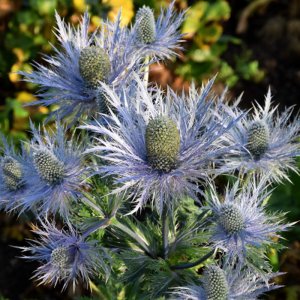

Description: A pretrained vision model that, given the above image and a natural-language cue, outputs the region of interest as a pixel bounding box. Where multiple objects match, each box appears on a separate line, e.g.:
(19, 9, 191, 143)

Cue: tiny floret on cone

(79, 46, 111, 89)
(33, 150, 65, 185)
(246, 121, 269, 159)
(136, 6, 156, 44)
(202, 266, 229, 300)
(146, 116, 180, 172)
(1, 156, 23, 191)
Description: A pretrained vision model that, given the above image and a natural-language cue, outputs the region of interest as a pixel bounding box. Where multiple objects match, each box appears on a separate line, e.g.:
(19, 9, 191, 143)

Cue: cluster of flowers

(1, 2, 299, 299)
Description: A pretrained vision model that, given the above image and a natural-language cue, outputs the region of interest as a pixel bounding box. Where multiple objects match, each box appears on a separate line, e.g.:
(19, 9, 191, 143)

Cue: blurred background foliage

(0, 0, 299, 299)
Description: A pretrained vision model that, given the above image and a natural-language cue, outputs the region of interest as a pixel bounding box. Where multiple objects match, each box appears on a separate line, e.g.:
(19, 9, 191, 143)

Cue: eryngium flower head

(0, 137, 27, 211)
(132, 2, 185, 60)
(20, 12, 141, 123)
(19, 220, 110, 290)
(136, 6, 156, 44)
(81, 77, 237, 215)
(19, 122, 86, 220)
(218, 89, 300, 182)
(172, 265, 281, 300)
(79, 46, 111, 88)
(207, 177, 291, 261)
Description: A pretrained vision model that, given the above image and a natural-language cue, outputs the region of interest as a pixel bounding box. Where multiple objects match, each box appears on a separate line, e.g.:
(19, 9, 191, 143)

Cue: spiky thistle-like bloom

(81, 77, 238, 215)
(218, 89, 300, 183)
(207, 177, 291, 261)
(20, 11, 141, 123)
(172, 265, 281, 300)
(0, 137, 28, 211)
(18, 122, 86, 219)
(19, 219, 110, 290)
(133, 2, 185, 60)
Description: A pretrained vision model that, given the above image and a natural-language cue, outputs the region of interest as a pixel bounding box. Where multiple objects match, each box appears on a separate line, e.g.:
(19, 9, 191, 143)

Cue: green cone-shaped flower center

(146, 116, 180, 172)
(219, 204, 245, 235)
(33, 150, 65, 185)
(246, 121, 269, 160)
(79, 46, 111, 89)
(51, 246, 70, 269)
(1, 156, 23, 191)
(203, 266, 229, 300)
(136, 6, 156, 44)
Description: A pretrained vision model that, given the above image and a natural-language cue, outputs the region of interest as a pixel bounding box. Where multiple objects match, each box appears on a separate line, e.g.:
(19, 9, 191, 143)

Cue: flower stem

(162, 205, 169, 259)
(82, 217, 111, 239)
(170, 249, 215, 270)
(143, 55, 150, 87)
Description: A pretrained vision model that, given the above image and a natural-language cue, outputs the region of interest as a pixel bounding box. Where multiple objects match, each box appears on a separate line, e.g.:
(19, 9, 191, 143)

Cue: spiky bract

(19, 220, 110, 290)
(207, 177, 291, 261)
(19, 122, 86, 219)
(79, 46, 111, 88)
(218, 89, 300, 182)
(172, 264, 281, 300)
(81, 77, 238, 215)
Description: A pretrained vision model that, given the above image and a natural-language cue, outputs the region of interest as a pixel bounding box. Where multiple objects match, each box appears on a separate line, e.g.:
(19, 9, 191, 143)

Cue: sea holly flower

(19, 219, 110, 290)
(172, 265, 281, 300)
(20, 11, 141, 123)
(81, 77, 238, 215)
(0, 137, 28, 211)
(218, 89, 300, 182)
(207, 177, 292, 261)
(19, 122, 86, 220)
(133, 2, 185, 60)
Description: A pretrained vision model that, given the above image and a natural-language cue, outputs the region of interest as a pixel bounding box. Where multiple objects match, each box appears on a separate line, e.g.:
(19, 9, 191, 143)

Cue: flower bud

(51, 246, 70, 269)
(1, 156, 23, 191)
(79, 46, 111, 89)
(247, 121, 269, 159)
(203, 266, 229, 300)
(219, 204, 245, 235)
(136, 6, 156, 44)
(146, 116, 180, 172)
(33, 150, 65, 185)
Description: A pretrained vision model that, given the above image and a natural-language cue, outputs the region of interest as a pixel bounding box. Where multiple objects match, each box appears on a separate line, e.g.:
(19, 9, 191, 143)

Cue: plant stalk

(170, 249, 215, 270)
(162, 205, 169, 259)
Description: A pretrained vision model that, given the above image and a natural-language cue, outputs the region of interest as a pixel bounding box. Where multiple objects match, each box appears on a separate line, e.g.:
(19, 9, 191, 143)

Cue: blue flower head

(19, 122, 86, 220)
(172, 264, 281, 300)
(207, 177, 292, 261)
(19, 219, 110, 290)
(133, 1, 185, 60)
(0, 137, 28, 212)
(21, 11, 142, 123)
(219, 89, 300, 182)
(81, 77, 238, 215)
